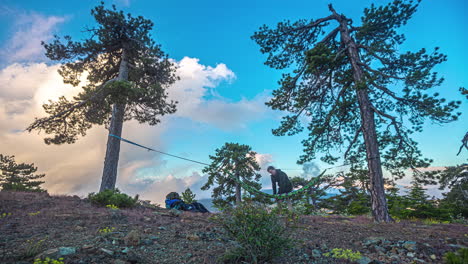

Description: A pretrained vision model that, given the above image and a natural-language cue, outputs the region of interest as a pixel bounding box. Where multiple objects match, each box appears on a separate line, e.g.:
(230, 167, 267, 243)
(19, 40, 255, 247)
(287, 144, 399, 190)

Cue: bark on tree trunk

(235, 176, 242, 205)
(99, 49, 129, 192)
(337, 16, 393, 222)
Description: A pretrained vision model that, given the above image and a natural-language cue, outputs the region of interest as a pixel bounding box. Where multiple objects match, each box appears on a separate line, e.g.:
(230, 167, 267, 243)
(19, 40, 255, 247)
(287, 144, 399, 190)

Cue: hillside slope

(0, 191, 466, 264)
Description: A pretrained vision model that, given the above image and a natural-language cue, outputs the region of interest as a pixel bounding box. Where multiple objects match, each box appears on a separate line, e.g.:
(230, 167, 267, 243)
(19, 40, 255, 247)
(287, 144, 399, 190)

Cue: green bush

(88, 188, 138, 208)
(444, 248, 468, 264)
(217, 202, 292, 263)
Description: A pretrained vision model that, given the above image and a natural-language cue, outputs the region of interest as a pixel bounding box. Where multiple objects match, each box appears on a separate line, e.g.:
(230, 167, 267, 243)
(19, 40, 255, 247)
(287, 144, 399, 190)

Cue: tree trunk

(337, 17, 393, 222)
(235, 180, 242, 205)
(99, 49, 129, 192)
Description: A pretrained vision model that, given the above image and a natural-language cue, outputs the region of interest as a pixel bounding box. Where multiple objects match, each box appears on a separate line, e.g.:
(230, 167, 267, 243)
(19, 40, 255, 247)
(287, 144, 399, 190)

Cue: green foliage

(23, 238, 47, 258)
(27, 3, 178, 144)
(181, 188, 197, 204)
(217, 203, 292, 263)
(98, 226, 116, 234)
(202, 142, 262, 207)
(28, 211, 41, 216)
(88, 188, 138, 208)
(34, 257, 64, 264)
(443, 248, 468, 264)
(323, 248, 362, 261)
(0, 212, 12, 218)
(251, 0, 460, 181)
(0, 154, 46, 192)
(106, 204, 119, 210)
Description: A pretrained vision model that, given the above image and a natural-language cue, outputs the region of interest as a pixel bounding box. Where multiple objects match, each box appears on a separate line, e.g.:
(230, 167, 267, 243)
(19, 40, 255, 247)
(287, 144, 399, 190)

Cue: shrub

(34, 257, 64, 264)
(88, 188, 138, 208)
(217, 202, 292, 263)
(444, 248, 468, 264)
(323, 248, 362, 261)
(181, 188, 197, 204)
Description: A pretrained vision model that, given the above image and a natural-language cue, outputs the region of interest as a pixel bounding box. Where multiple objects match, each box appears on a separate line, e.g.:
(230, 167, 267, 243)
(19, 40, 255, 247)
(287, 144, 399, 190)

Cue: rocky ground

(1, 191, 467, 264)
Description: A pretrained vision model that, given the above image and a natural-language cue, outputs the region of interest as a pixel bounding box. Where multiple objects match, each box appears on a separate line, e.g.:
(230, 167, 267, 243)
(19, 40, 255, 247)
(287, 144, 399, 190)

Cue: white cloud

(0, 57, 270, 204)
(1, 12, 67, 63)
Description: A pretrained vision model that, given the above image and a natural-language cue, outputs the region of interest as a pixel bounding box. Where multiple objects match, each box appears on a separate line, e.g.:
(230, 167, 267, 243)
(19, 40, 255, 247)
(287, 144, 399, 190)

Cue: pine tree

(181, 188, 197, 204)
(202, 143, 262, 207)
(251, 0, 461, 222)
(26, 3, 178, 192)
(0, 154, 45, 192)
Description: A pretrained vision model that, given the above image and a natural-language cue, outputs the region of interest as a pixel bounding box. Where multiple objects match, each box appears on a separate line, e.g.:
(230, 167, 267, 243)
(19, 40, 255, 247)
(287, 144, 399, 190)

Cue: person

(267, 166, 293, 211)
(165, 192, 209, 213)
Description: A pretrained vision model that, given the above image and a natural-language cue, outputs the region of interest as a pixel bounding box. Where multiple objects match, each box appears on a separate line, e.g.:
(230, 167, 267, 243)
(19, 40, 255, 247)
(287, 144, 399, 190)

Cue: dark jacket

(271, 169, 293, 194)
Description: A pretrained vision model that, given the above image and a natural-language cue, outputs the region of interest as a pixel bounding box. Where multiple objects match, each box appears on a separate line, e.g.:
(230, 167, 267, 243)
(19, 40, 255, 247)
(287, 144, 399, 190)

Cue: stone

(124, 230, 141, 246)
(186, 234, 200, 241)
(169, 209, 182, 217)
(113, 260, 129, 264)
(121, 247, 130, 254)
(406, 252, 415, 258)
(100, 248, 114, 256)
(311, 249, 322, 258)
(357, 257, 372, 264)
(402, 241, 417, 252)
(373, 245, 386, 254)
(142, 239, 153, 245)
(74, 226, 85, 231)
(82, 245, 94, 250)
(430, 254, 436, 260)
(58, 247, 76, 256)
(35, 248, 59, 259)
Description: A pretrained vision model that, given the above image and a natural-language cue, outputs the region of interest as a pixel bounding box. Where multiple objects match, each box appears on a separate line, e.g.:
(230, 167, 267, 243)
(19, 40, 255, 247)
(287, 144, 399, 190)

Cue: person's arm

(271, 175, 277, 195)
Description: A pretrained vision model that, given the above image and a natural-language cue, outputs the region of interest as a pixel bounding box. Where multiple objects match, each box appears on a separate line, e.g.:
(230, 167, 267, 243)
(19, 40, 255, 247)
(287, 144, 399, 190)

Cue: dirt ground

(1, 191, 467, 264)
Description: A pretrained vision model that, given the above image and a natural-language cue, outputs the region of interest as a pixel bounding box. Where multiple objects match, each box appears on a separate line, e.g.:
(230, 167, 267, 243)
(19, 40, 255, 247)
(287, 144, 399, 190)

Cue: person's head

(267, 166, 277, 175)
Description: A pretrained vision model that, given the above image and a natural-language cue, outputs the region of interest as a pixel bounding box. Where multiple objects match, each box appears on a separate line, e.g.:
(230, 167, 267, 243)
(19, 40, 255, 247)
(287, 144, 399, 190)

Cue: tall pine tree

(251, 0, 461, 222)
(27, 4, 178, 192)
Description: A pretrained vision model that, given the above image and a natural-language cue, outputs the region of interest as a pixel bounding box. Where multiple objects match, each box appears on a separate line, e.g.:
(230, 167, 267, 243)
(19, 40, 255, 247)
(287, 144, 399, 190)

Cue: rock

(446, 237, 457, 244)
(143, 228, 152, 234)
(124, 230, 141, 246)
(82, 245, 94, 250)
(430, 254, 436, 260)
(312, 249, 322, 258)
(100, 248, 114, 256)
(402, 241, 417, 252)
(357, 257, 372, 264)
(35, 248, 59, 259)
(121, 247, 130, 254)
(113, 260, 129, 264)
(142, 239, 153, 245)
(406, 252, 415, 258)
(158, 226, 167, 230)
(58, 247, 76, 256)
(372, 245, 386, 254)
(448, 244, 465, 249)
(74, 226, 85, 231)
(186, 234, 200, 241)
(143, 216, 151, 222)
(363, 237, 386, 246)
(169, 209, 182, 217)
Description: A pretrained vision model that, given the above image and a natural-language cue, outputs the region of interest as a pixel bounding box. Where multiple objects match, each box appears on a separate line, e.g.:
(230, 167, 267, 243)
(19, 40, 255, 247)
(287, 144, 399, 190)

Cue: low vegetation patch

(217, 202, 292, 263)
(88, 189, 138, 208)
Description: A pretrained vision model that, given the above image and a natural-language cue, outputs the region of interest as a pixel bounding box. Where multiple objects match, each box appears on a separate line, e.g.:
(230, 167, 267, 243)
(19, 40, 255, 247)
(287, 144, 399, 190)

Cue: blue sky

(0, 0, 466, 201)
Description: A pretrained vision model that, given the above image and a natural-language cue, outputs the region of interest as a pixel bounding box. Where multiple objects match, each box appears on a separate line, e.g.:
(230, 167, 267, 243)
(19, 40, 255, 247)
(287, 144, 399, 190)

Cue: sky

(0, 0, 466, 204)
